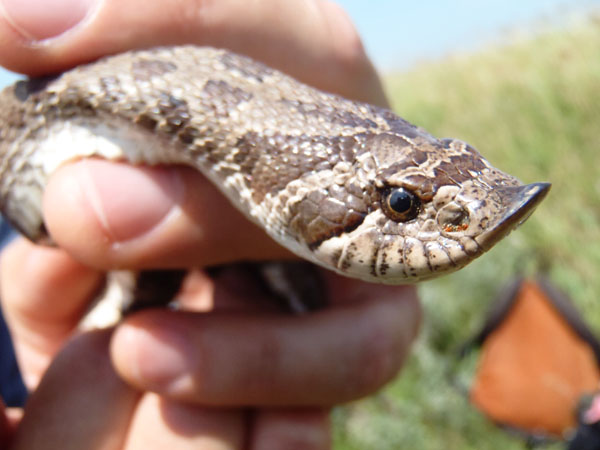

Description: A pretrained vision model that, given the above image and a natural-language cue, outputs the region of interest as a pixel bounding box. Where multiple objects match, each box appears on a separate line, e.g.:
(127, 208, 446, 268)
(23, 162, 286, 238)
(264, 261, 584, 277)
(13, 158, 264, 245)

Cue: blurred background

(1, 1, 599, 448)
(331, 1, 600, 449)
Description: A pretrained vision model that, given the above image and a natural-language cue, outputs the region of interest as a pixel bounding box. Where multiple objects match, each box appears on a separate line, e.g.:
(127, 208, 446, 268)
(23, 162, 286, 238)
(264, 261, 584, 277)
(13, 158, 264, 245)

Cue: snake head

(309, 134, 550, 283)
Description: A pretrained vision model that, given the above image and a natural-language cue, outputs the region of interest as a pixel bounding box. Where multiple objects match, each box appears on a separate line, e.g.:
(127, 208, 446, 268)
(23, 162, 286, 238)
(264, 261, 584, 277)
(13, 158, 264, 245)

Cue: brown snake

(0, 46, 550, 312)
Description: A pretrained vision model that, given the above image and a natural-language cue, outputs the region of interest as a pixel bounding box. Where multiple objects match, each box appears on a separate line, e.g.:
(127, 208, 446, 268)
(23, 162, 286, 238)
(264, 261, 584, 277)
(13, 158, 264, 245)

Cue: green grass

(333, 15, 600, 450)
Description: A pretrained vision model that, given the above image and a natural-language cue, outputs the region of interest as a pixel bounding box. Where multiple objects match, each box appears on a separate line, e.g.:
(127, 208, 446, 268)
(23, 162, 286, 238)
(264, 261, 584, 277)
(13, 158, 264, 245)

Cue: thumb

(43, 159, 292, 270)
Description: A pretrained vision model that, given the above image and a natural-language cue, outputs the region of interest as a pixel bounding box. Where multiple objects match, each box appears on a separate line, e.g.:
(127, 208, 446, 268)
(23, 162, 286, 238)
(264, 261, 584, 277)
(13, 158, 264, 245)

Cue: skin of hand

(0, 0, 421, 448)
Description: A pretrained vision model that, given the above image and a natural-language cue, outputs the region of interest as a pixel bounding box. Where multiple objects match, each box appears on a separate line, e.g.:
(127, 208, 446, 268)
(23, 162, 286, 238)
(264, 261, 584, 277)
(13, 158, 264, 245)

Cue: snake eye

(382, 187, 420, 222)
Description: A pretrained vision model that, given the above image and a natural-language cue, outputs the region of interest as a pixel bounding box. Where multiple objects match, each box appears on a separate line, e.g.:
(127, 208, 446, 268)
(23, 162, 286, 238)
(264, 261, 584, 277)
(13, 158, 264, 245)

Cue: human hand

(0, 0, 421, 448)
(2, 240, 419, 449)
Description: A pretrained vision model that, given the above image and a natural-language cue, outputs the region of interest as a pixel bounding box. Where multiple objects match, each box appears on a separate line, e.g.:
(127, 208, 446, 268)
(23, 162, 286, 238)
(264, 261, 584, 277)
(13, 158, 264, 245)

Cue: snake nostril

(437, 204, 469, 232)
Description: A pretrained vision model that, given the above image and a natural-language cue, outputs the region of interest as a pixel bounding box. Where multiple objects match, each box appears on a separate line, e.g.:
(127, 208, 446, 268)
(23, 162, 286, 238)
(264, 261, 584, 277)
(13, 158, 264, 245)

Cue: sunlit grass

(334, 15, 600, 450)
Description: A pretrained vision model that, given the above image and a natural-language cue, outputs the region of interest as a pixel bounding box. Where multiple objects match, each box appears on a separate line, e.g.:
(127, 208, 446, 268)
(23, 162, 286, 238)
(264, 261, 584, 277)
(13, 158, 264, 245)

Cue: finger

(0, 238, 103, 387)
(43, 160, 293, 270)
(9, 329, 140, 450)
(0, 0, 387, 106)
(124, 394, 244, 450)
(111, 278, 420, 406)
(250, 409, 330, 450)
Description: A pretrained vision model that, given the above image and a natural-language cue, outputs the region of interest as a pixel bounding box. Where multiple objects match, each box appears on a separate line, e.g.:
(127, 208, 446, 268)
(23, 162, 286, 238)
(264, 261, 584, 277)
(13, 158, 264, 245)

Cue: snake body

(0, 46, 549, 284)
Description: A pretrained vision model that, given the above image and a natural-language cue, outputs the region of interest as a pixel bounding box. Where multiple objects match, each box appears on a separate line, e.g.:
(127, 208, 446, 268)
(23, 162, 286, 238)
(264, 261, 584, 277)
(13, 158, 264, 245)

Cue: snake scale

(0, 46, 550, 312)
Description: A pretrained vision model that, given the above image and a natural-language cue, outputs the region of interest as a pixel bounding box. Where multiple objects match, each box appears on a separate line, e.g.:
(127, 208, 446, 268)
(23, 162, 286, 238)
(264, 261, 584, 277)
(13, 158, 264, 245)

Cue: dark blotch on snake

(13, 76, 59, 102)
(280, 99, 378, 130)
(289, 188, 369, 250)
(132, 59, 178, 81)
(219, 52, 274, 82)
(234, 132, 342, 203)
(201, 80, 253, 117)
(152, 92, 192, 135)
(377, 108, 421, 139)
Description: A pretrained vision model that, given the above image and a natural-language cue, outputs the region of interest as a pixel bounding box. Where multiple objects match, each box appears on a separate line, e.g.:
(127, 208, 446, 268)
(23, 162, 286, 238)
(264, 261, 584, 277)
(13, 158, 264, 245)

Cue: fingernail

(114, 321, 194, 392)
(76, 159, 184, 243)
(0, 0, 100, 41)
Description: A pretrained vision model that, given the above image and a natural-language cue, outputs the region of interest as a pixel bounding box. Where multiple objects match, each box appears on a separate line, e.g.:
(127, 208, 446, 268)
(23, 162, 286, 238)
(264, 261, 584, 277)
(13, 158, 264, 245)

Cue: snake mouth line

(307, 213, 368, 251)
(476, 182, 551, 250)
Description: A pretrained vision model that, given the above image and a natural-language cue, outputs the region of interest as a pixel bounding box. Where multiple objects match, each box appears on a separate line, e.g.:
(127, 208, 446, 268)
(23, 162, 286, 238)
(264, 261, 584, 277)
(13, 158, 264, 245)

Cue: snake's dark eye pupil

(383, 187, 420, 222)
(389, 189, 412, 213)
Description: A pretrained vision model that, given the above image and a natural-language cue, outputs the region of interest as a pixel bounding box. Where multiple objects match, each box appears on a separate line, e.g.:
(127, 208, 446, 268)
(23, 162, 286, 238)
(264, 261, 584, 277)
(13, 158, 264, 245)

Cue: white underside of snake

(0, 46, 550, 316)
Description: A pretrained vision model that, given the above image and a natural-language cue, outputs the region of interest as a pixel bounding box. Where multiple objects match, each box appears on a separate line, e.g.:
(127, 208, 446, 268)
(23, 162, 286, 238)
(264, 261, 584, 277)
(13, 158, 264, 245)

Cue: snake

(0, 46, 550, 310)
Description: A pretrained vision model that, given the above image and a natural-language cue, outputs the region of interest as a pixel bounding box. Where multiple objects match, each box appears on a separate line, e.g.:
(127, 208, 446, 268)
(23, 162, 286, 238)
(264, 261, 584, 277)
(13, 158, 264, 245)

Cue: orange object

(468, 278, 600, 437)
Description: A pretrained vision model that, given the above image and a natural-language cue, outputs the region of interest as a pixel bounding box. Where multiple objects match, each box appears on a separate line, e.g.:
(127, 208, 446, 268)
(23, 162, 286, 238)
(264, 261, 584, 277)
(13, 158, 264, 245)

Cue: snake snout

(475, 182, 551, 250)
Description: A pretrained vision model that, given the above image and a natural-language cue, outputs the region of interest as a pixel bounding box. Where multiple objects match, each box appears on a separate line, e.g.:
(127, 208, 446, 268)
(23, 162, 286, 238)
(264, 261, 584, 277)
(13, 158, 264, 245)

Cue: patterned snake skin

(0, 46, 550, 286)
